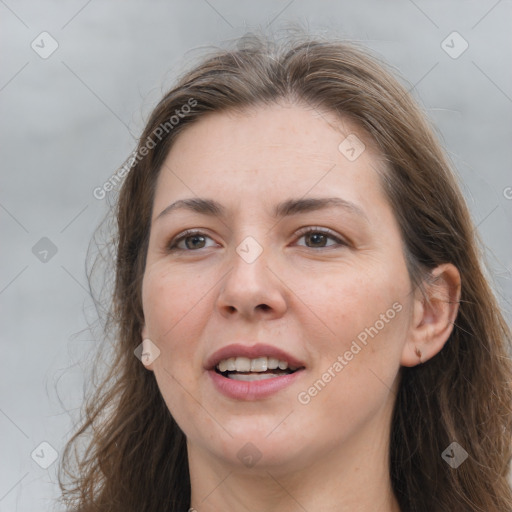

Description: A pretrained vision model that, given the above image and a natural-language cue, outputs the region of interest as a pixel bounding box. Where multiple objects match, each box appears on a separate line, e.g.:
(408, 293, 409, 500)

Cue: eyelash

(167, 227, 348, 252)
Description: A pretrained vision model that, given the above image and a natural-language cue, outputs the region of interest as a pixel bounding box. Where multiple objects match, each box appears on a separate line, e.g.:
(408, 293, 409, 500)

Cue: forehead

(153, 102, 387, 215)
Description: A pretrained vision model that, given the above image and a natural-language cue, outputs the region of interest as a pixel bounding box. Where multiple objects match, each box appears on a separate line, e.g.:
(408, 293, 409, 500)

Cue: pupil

(308, 233, 325, 247)
(186, 235, 205, 249)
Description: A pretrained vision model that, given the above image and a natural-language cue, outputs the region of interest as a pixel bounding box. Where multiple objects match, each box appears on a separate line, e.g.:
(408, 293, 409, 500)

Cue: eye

(167, 230, 218, 251)
(295, 227, 347, 249)
(167, 227, 347, 252)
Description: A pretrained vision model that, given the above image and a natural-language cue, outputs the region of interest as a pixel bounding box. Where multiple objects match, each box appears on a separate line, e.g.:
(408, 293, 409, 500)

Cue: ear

(140, 325, 159, 371)
(401, 263, 461, 367)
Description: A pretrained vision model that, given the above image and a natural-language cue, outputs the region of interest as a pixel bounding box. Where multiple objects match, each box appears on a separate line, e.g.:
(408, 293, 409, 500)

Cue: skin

(140, 102, 461, 511)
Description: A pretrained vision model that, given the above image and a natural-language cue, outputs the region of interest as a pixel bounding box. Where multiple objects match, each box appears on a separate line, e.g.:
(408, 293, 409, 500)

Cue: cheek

(142, 268, 212, 431)
(142, 264, 208, 343)
(294, 276, 409, 441)
(142, 266, 212, 402)
(299, 260, 407, 336)
(300, 262, 411, 389)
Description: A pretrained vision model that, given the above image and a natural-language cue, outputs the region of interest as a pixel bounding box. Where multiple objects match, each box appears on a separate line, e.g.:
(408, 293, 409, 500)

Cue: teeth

(251, 357, 267, 372)
(268, 357, 279, 370)
(235, 357, 251, 372)
(218, 357, 239, 373)
(228, 373, 286, 381)
(216, 356, 297, 373)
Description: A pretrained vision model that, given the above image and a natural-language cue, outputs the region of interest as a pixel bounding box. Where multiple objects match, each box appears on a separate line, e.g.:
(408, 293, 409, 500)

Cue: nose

(215, 240, 288, 321)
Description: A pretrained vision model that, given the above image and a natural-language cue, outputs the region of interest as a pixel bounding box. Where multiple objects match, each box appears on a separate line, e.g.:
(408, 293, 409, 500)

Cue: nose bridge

(230, 232, 271, 294)
(235, 234, 265, 266)
(216, 230, 287, 318)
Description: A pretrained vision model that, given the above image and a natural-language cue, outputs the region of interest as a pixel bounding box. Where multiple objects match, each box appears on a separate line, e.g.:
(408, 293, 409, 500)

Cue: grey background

(1, 1, 511, 510)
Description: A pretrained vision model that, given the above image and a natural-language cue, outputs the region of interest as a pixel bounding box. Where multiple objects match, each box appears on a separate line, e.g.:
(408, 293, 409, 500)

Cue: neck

(187, 396, 401, 512)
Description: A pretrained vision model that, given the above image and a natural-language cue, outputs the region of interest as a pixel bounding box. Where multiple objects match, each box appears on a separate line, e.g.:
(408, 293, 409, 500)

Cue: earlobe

(140, 338, 160, 371)
(139, 325, 160, 371)
(401, 263, 461, 367)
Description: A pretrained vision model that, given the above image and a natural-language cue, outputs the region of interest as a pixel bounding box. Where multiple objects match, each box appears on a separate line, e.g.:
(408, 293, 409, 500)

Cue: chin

(204, 428, 302, 470)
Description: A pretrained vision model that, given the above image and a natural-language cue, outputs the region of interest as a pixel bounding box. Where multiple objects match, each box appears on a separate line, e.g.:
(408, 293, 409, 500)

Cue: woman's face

(141, 102, 415, 472)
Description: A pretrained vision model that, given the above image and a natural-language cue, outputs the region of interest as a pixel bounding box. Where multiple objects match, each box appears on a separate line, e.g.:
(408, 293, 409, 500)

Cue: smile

(209, 365, 305, 400)
(215, 356, 300, 381)
(206, 343, 306, 400)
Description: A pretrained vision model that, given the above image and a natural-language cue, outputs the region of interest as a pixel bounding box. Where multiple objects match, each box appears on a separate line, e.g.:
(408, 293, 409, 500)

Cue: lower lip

(208, 369, 304, 400)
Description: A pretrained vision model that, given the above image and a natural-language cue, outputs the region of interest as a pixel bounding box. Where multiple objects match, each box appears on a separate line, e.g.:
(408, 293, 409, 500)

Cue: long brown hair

(58, 30, 512, 512)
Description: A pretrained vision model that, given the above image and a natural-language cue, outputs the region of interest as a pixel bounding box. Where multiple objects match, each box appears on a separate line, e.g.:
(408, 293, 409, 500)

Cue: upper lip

(205, 343, 306, 371)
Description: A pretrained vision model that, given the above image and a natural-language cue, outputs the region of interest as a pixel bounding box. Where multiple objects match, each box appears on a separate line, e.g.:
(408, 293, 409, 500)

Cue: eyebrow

(155, 196, 369, 223)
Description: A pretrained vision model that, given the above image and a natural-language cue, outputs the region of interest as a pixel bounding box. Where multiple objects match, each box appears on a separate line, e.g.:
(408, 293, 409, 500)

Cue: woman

(59, 32, 512, 511)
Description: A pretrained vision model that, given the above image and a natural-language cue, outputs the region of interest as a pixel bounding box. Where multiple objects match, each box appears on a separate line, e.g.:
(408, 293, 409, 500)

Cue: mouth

(214, 356, 302, 381)
(206, 343, 306, 400)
